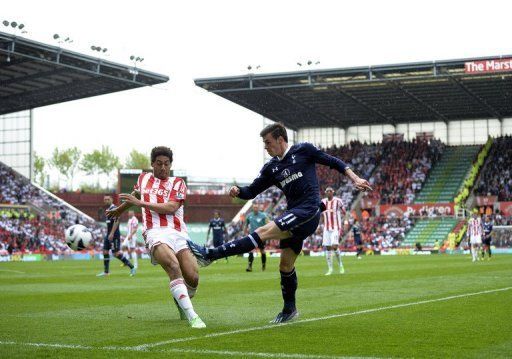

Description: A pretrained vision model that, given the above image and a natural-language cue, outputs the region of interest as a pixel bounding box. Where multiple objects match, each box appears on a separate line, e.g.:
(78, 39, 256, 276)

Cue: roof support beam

(0, 57, 30, 69)
(334, 86, 396, 125)
(388, 80, 447, 123)
(0, 68, 68, 88)
(448, 76, 502, 119)
(265, 87, 341, 128)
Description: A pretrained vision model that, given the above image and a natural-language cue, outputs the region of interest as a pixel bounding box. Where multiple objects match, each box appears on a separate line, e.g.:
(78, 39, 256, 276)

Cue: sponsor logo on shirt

(279, 171, 303, 187)
(142, 188, 170, 197)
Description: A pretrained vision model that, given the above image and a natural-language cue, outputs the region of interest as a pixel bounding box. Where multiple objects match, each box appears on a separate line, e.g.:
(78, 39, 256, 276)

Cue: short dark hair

(151, 146, 173, 163)
(260, 123, 288, 143)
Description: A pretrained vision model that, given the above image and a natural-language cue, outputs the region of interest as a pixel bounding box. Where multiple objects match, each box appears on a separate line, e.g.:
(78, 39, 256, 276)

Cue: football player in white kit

(121, 210, 139, 269)
(321, 187, 345, 275)
(467, 211, 483, 262)
(107, 146, 206, 328)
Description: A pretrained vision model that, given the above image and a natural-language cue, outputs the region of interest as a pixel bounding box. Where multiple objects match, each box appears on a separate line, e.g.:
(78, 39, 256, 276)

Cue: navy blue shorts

(354, 236, 363, 246)
(275, 207, 321, 254)
(104, 236, 121, 253)
(213, 237, 224, 248)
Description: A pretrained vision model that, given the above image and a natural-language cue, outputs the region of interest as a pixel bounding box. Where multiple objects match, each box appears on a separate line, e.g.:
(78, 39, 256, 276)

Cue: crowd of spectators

(357, 213, 413, 249)
(1, 162, 97, 225)
(0, 161, 106, 254)
(0, 209, 69, 254)
(0, 208, 106, 255)
(366, 139, 443, 204)
(475, 136, 512, 201)
(316, 141, 381, 209)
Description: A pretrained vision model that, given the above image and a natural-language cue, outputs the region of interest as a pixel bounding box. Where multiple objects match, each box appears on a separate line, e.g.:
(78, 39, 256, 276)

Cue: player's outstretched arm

(229, 168, 272, 200)
(106, 190, 140, 219)
(119, 193, 182, 215)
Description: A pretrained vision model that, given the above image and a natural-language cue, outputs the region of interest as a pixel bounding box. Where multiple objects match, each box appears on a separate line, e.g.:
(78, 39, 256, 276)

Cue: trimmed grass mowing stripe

(131, 286, 511, 349)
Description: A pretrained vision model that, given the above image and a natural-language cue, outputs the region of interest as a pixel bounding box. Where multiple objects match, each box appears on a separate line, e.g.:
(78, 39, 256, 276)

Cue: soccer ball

(65, 224, 92, 250)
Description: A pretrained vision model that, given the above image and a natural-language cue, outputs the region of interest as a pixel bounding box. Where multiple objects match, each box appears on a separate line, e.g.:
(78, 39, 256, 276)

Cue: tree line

(33, 147, 150, 191)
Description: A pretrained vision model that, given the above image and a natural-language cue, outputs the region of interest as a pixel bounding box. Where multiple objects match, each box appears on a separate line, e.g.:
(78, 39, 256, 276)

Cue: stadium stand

(367, 139, 443, 205)
(415, 145, 480, 203)
(475, 136, 512, 201)
(0, 161, 105, 253)
(0, 209, 69, 254)
(402, 218, 459, 248)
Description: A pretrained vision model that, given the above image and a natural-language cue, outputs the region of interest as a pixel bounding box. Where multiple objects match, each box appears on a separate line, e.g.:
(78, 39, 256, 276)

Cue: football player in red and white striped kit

(321, 187, 345, 275)
(467, 211, 483, 262)
(107, 146, 205, 328)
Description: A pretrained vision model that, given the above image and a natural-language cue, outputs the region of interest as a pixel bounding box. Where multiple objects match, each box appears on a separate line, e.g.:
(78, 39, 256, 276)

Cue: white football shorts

(144, 227, 190, 265)
(322, 229, 340, 246)
(470, 235, 482, 245)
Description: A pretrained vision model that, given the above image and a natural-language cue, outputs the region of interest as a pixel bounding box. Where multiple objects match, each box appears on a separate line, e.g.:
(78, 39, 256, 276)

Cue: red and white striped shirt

(321, 196, 344, 231)
(134, 172, 188, 232)
(467, 217, 482, 238)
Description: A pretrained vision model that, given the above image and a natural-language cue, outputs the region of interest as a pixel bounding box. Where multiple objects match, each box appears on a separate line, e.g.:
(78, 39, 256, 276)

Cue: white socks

(326, 250, 344, 271)
(326, 250, 333, 271)
(335, 249, 343, 268)
(170, 278, 197, 321)
(131, 251, 138, 268)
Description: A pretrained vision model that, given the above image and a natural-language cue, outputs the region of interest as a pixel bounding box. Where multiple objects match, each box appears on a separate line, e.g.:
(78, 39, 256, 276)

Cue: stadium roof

(195, 56, 512, 130)
(0, 31, 169, 115)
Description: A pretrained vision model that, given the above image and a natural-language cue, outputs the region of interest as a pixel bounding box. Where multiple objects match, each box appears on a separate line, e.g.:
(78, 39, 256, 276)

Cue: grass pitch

(0, 254, 511, 358)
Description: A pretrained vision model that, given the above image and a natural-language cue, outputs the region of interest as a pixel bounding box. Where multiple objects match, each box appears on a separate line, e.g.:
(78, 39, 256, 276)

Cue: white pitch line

(133, 286, 512, 350)
(158, 348, 381, 359)
(0, 340, 378, 358)
(0, 340, 92, 350)
(0, 269, 25, 274)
